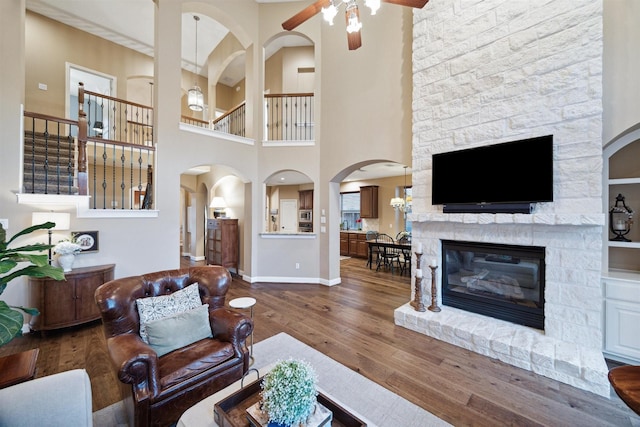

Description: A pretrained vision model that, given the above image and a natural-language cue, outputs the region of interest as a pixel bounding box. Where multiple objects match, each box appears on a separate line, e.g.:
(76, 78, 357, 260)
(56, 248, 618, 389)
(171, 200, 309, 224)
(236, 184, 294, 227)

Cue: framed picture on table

(71, 231, 99, 253)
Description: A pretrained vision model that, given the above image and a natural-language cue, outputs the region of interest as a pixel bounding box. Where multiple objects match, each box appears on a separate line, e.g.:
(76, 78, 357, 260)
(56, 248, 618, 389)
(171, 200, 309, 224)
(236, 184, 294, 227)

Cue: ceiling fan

(282, 0, 430, 51)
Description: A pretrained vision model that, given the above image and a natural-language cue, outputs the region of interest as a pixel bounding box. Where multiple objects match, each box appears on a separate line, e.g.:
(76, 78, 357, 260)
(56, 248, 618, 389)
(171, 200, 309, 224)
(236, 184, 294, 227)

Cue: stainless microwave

(299, 209, 312, 223)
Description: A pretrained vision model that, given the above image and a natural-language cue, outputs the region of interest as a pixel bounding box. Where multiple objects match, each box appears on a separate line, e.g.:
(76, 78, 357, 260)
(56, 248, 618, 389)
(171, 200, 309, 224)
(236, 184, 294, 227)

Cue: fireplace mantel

(409, 212, 605, 227)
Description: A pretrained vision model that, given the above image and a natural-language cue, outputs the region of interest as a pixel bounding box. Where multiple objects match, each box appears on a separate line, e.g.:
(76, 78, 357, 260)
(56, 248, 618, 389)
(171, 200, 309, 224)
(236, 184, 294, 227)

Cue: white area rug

(94, 332, 449, 427)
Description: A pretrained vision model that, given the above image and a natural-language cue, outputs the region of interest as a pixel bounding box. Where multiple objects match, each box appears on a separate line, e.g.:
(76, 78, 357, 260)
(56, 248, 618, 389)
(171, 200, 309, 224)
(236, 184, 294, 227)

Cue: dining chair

(397, 235, 412, 276)
(366, 231, 379, 267)
(375, 233, 401, 273)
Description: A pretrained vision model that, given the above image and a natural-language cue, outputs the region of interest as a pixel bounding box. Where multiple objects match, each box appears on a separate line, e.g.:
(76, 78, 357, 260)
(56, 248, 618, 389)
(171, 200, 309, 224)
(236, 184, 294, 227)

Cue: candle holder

(428, 264, 441, 312)
(411, 252, 426, 312)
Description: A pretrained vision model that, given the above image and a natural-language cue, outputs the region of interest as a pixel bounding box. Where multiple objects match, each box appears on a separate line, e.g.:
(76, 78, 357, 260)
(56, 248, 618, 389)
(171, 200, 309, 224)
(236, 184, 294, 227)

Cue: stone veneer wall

(396, 0, 610, 396)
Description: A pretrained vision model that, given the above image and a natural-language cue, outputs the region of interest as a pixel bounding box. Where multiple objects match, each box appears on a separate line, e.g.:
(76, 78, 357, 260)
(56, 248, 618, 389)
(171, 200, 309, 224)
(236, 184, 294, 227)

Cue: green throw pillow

(136, 283, 202, 343)
(145, 304, 213, 357)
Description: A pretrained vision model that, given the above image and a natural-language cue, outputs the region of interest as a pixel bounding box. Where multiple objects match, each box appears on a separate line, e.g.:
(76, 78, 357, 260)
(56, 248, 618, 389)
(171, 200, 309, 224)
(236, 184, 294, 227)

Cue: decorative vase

(57, 253, 75, 272)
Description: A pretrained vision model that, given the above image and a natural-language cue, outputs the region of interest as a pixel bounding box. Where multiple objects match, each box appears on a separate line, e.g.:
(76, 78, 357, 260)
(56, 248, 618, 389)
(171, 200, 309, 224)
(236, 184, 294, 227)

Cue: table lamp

(31, 212, 71, 264)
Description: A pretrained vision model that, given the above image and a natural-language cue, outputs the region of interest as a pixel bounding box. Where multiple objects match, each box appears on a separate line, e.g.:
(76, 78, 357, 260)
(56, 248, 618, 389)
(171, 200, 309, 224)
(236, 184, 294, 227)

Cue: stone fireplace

(396, 0, 607, 396)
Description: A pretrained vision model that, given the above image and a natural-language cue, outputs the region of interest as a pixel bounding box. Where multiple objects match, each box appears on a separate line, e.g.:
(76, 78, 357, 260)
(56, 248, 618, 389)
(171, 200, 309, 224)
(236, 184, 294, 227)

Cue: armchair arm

(210, 308, 253, 355)
(106, 333, 161, 399)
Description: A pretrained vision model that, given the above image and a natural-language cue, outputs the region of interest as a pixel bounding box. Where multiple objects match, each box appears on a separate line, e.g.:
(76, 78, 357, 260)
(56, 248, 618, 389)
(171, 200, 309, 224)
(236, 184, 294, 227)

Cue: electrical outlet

(295, 263, 300, 269)
(38, 83, 48, 90)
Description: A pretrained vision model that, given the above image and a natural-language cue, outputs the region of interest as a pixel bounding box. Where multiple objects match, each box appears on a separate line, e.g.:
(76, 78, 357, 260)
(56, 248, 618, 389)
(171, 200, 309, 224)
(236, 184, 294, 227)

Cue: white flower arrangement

(53, 240, 82, 255)
(260, 359, 318, 426)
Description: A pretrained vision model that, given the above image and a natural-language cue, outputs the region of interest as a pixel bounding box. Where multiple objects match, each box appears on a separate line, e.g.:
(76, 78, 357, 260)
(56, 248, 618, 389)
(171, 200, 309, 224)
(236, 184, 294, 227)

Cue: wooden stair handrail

(264, 93, 314, 98)
(24, 111, 78, 127)
(213, 101, 246, 125)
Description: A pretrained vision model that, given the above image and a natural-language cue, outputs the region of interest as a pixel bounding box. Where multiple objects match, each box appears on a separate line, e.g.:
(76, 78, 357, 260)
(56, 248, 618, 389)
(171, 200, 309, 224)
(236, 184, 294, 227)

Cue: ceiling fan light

(365, 0, 381, 15)
(346, 8, 362, 33)
(188, 86, 204, 111)
(322, 3, 338, 25)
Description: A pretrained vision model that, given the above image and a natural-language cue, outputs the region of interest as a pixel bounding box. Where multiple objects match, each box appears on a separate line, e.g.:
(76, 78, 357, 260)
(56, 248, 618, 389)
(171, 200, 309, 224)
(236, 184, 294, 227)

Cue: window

(340, 192, 360, 230)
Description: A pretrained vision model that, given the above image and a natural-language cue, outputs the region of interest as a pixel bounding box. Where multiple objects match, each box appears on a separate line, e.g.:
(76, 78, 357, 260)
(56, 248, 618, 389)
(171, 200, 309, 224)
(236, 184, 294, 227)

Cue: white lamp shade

(32, 212, 70, 231)
(209, 197, 227, 209)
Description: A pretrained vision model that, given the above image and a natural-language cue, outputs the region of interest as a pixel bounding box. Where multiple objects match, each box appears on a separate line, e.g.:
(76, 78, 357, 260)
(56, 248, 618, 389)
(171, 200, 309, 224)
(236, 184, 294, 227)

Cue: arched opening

(265, 170, 313, 233)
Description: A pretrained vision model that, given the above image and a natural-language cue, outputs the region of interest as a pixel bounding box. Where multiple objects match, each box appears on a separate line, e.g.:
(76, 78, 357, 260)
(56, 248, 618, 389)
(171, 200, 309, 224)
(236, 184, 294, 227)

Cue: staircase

(23, 132, 78, 195)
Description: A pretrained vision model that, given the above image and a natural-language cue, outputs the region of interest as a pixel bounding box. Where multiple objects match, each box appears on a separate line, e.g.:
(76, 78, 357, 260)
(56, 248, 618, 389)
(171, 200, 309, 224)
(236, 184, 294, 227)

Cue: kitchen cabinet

(299, 190, 313, 210)
(29, 264, 115, 334)
(603, 132, 640, 364)
(340, 232, 349, 256)
(360, 186, 378, 218)
(340, 232, 368, 258)
(206, 218, 239, 275)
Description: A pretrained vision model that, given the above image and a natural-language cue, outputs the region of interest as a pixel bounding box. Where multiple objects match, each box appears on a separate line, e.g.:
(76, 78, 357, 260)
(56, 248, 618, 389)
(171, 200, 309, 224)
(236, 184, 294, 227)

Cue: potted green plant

(0, 222, 65, 346)
(260, 359, 318, 427)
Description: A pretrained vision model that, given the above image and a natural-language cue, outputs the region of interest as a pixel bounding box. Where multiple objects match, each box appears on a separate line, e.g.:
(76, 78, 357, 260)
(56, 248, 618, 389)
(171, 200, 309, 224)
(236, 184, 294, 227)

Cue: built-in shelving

(602, 127, 640, 364)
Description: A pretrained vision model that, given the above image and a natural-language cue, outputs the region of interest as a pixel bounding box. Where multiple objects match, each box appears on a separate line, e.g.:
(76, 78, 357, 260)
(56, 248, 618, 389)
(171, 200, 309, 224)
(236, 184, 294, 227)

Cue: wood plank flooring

(0, 257, 638, 426)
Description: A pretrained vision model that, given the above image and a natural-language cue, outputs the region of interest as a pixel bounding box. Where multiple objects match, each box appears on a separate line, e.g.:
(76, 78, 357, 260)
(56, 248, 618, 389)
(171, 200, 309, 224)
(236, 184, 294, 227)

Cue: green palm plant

(0, 222, 65, 346)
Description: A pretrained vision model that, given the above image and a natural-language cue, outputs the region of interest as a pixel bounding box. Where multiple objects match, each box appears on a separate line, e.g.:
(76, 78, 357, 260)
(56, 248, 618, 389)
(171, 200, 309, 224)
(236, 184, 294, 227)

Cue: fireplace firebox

(441, 240, 545, 330)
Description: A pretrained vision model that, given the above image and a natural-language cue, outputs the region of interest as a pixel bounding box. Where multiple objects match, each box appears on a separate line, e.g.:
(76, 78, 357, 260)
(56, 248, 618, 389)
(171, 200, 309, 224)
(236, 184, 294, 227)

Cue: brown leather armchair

(95, 266, 253, 427)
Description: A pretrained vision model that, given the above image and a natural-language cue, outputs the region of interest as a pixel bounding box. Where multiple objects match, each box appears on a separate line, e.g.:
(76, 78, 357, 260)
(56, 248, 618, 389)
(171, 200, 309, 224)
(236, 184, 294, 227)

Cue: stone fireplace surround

(395, 213, 610, 397)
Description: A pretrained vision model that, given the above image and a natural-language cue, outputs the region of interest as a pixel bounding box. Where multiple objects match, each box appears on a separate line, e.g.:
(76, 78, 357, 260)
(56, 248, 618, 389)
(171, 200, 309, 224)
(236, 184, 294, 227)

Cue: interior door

(280, 199, 298, 233)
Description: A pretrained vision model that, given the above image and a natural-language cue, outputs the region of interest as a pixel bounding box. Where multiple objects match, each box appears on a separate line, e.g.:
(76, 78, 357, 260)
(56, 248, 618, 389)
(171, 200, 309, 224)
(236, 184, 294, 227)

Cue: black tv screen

(432, 135, 553, 211)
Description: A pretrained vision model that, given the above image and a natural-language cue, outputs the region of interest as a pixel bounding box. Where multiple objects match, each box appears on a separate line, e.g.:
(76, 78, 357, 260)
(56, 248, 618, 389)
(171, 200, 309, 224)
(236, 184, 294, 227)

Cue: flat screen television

(432, 135, 553, 213)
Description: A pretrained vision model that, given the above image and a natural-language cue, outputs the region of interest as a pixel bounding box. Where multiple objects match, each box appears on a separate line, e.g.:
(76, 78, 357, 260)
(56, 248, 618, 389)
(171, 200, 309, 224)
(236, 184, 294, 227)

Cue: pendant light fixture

(390, 166, 408, 212)
(187, 15, 204, 112)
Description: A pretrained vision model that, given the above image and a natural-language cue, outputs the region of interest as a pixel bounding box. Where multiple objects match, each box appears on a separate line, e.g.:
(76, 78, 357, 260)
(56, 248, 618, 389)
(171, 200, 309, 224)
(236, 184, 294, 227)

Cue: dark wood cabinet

(340, 232, 349, 256)
(206, 218, 239, 275)
(299, 190, 313, 210)
(360, 186, 379, 218)
(29, 264, 115, 334)
(340, 232, 368, 258)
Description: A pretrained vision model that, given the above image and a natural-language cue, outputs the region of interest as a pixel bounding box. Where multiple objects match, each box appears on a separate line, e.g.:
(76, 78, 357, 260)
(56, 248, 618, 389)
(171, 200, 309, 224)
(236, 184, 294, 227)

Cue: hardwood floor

(1, 257, 638, 426)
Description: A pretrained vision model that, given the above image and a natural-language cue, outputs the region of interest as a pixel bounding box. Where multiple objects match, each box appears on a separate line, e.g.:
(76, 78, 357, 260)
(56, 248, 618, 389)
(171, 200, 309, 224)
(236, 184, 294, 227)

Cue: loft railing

(23, 112, 77, 195)
(78, 83, 155, 209)
(264, 93, 314, 142)
(181, 115, 209, 128)
(21, 83, 156, 210)
(213, 102, 246, 137)
(82, 83, 153, 146)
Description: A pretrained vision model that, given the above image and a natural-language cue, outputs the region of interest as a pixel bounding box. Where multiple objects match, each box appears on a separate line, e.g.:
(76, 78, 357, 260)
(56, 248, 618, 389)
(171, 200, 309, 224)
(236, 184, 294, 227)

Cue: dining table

(366, 240, 412, 275)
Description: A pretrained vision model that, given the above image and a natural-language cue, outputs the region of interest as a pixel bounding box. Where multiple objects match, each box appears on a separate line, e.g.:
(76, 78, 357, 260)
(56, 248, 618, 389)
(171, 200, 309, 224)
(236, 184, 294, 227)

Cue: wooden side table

(0, 348, 39, 389)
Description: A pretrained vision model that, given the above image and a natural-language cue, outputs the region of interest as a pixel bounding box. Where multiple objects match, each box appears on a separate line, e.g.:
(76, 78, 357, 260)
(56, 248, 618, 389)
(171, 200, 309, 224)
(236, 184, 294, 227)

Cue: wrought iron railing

(213, 102, 246, 137)
(21, 83, 156, 210)
(23, 112, 77, 195)
(181, 115, 209, 128)
(82, 84, 154, 146)
(264, 93, 314, 141)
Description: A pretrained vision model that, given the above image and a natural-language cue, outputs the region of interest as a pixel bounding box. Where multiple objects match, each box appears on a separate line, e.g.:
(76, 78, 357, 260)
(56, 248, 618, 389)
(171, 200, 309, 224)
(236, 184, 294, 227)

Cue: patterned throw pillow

(136, 282, 202, 343)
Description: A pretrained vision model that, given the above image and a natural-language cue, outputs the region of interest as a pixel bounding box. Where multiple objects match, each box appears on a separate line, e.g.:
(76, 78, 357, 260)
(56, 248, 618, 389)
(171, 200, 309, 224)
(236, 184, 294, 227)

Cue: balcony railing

(181, 115, 209, 128)
(264, 93, 314, 142)
(213, 102, 246, 137)
(21, 83, 156, 210)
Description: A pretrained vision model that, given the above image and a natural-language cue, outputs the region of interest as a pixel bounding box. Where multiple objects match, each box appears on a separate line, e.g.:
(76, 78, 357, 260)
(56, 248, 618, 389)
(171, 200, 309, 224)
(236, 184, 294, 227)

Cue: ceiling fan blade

(381, 0, 430, 8)
(282, 0, 331, 31)
(347, 29, 362, 50)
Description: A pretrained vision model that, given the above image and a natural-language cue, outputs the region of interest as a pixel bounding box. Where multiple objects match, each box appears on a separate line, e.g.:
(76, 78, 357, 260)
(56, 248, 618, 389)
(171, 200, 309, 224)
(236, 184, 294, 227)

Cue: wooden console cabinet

(29, 264, 115, 334)
(206, 218, 239, 275)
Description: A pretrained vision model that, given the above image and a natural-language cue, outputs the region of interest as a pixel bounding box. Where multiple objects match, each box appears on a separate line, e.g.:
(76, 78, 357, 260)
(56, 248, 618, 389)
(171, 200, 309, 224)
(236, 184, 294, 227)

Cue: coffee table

(177, 364, 367, 427)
